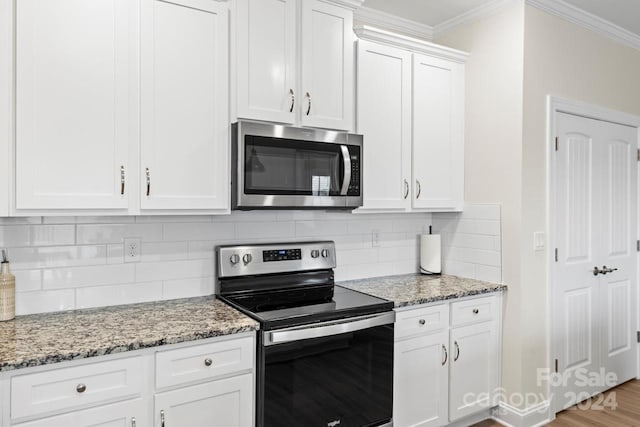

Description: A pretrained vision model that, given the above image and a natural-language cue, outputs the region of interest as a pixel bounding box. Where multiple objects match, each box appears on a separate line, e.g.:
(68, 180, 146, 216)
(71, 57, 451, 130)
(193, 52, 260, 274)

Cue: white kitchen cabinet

(394, 330, 448, 427)
(449, 321, 499, 421)
(15, 0, 136, 211)
(356, 40, 412, 211)
(393, 294, 501, 427)
(154, 374, 253, 427)
(140, 0, 229, 212)
(12, 398, 148, 427)
(412, 54, 464, 211)
(234, 0, 356, 131)
(299, 0, 354, 130)
(236, 0, 296, 124)
(355, 27, 466, 213)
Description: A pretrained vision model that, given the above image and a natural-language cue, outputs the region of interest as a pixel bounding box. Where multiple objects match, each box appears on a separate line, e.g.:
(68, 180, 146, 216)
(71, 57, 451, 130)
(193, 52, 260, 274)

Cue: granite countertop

(339, 274, 507, 308)
(0, 296, 258, 372)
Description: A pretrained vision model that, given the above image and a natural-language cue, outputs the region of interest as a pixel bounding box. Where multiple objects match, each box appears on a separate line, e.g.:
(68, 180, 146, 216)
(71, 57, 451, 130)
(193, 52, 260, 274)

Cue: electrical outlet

(124, 238, 141, 263)
(533, 232, 545, 252)
(372, 229, 380, 247)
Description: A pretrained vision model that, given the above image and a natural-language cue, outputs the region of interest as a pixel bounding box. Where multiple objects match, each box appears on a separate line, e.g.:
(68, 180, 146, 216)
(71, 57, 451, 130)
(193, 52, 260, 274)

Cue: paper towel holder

(420, 225, 442, 275)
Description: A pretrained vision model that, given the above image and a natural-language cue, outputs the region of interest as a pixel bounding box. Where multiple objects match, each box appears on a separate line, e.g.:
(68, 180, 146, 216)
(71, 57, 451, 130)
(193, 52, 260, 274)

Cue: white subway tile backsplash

(14, 270, 42, 292)
(10, 245, 107, 270)
(135, 259, 214, 282)
(77, 223, 163, 244)
(295, 220, 348, 237)
(76, 282, 163, 309)
(187, 241, 217, 260)
(107, 244, 125, 264)
(16, 289, 75, 315)
(42, 264, 136, 289)
(0, 225, 75, 247)
(162, 277, 214, 300)
(235, 221, 295, 240)
(140, 242, 189, 262)
(337, 248, 378, 266)
(163, 222, 235, 242)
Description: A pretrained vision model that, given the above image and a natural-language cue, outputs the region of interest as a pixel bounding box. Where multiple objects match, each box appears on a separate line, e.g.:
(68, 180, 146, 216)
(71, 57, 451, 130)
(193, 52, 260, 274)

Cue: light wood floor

(472, 380, 640, 427)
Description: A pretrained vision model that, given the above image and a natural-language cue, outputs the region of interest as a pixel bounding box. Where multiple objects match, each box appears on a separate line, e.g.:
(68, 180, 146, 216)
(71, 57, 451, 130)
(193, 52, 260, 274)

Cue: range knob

(311, 249, 320, 258)
(229, 254, 240, 265)
(242, 253, 253, 265)
(321, 249, 330, 258)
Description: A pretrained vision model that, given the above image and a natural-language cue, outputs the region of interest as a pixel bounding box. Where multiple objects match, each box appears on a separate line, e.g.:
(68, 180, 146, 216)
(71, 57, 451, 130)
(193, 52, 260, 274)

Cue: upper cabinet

(12, 0, 230, 215)
(15, 0, 136, 211)
(234, 0, 356, 131)
(355, 26, 467, 213)
(412, 54, 464, 210)
(140, 0, 229, 212)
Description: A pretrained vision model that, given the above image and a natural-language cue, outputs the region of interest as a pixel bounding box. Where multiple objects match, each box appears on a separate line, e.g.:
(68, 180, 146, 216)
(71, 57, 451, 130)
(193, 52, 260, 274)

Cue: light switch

(533, 232, 545, 251)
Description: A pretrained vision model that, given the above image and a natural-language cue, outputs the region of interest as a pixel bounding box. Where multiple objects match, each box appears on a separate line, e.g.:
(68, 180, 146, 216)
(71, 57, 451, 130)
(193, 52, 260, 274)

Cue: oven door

(233, 121, 362, 209)
(258, 312, 394, 427)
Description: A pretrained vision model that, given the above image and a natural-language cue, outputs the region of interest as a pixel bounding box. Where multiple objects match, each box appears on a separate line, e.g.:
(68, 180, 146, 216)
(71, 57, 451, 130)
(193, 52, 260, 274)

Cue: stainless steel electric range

(217, 241, 394, 427)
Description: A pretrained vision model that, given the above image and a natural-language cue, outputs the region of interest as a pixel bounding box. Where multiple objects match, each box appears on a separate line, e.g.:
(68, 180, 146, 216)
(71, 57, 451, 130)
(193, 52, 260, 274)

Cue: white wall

(435, 0, 526, 405)
(0, 211, 431, 315)
(521, 3, 640, 399)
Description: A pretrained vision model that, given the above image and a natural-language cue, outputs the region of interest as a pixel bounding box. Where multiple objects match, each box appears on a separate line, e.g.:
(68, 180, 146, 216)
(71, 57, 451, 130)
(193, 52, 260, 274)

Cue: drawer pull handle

(76, 383, 86, 393)
(418, 319, 426, 325)
(161, 410, 165, 427)
(454, 341, 460, 362)
(473, 308, 479, 314)
(442, 344, 448, 366)
(131, 417, 136, 427)
(204, 358, 213, 367)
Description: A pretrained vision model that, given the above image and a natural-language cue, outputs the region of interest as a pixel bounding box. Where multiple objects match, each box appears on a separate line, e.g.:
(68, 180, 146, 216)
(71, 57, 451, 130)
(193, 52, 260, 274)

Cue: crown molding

(354, 25, 468, 63)
(433, 0, 517, 38)
(526, 0, 640, 51)
(354, 6, 434, 41)
(322, 0, 364, 11)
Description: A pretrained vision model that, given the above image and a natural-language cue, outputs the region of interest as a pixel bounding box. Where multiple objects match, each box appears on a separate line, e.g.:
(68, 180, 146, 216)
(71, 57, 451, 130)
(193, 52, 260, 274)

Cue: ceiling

(362, 0, 640, 36)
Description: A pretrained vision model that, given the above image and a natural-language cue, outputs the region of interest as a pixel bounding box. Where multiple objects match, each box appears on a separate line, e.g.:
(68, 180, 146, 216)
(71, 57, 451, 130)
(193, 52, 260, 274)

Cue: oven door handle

(339, 145, 351, 196)
(265, 311, 395, 346)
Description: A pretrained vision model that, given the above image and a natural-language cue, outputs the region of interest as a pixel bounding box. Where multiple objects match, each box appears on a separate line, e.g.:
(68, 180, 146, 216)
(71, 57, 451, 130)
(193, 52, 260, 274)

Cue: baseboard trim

(492, 400, 552, 427)
(447, 409, 494, 427)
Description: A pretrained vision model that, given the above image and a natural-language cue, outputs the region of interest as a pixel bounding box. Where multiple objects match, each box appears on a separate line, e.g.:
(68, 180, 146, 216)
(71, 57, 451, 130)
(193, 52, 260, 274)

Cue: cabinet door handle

(76, 383, 86, 393)
(454, 341, 460, 362)
(289, 88, 295, 113)
(131, 417, 136, 427)
(442, 344, 448, 366)
(403, 179, 409, 199)
(305, 92, 311, 116)
(418, 319, 426, 325)
(473, 308, 479, 314)
(120, 166, 125, 195)
(204, 358, 213, 366)
(146, 168, 151, 197)
(160, 410, 165, 427)
(416, 179, 421, 199)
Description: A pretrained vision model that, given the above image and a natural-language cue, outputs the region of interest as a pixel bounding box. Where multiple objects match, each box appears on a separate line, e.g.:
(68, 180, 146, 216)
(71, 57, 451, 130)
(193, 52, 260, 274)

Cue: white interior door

(553, 112, 638, 411)
(140, 0, 229, 211)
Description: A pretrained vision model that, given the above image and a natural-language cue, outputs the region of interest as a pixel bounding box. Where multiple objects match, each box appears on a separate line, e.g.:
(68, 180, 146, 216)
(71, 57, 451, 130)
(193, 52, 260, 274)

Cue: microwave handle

(340, 145, 351, 196)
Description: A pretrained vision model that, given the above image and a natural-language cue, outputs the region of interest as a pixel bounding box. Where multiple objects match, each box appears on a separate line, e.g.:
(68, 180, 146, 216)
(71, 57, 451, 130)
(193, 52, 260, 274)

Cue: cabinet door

(412, 54, 464, 210)
(300, 0, 353, 131)
(394, 331, 448, 427)
(13, 398, 148, 427)
(356, 41, 411, 211)
(449, 321, 498, 421)
(236, 0, 296, 124)
(154, 374, 253, 427)
(15, 0, 134, 210)
(140, 0, 229, 211)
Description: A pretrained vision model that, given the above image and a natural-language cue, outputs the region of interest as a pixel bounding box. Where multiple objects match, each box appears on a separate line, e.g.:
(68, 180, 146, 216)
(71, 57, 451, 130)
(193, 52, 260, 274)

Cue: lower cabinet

(154, 374, 253, 427)
(394, 294, 501, 427)
(4, 333, 256, 427)
(13, 398, 148, 427)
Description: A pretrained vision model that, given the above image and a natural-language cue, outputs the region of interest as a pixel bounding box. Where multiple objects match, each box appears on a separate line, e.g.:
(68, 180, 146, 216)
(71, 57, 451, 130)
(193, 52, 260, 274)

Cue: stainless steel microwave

(232, 121, 363, 210)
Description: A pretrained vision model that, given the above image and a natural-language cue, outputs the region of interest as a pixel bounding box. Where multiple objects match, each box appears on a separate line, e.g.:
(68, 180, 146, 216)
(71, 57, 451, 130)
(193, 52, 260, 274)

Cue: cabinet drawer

(11, 357, 143, 420)
(395, 304, 448, 339)
(451, 295, 497, 327)
(156, 336, 254, 389)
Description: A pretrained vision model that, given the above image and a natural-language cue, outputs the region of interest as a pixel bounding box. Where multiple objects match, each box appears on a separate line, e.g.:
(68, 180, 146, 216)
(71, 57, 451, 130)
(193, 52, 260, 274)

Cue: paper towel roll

(420, 234, 441, 275)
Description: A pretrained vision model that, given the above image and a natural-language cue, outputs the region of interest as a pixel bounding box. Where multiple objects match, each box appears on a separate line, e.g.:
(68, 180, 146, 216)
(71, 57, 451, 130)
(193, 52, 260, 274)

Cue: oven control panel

(263, 249, 302, 262)
(218, 241, 336, 277)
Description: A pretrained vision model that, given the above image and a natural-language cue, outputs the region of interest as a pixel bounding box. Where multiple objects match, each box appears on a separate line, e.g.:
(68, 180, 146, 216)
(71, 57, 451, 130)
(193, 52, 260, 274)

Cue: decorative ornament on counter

(0, 249, 16, 321)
